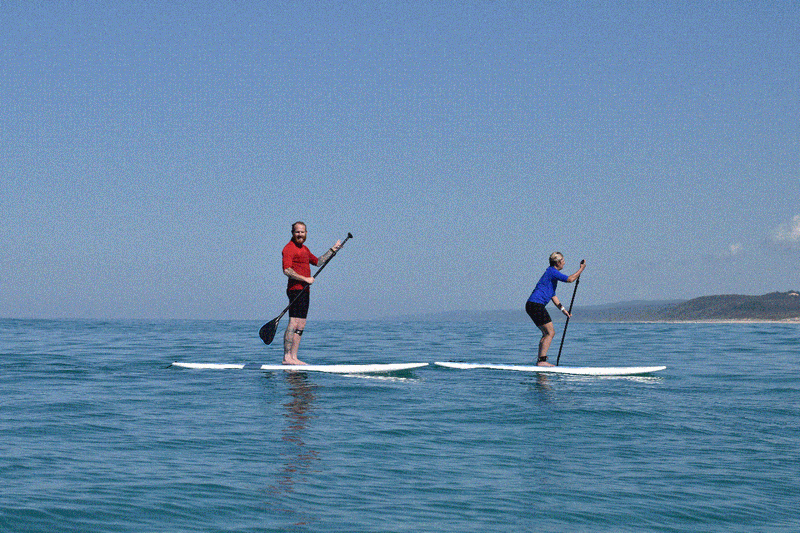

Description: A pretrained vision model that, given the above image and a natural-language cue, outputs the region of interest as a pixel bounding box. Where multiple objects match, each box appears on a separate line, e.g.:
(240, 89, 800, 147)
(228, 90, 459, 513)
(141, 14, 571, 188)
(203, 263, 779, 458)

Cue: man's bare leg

(283, 317, 307, 365)
(537, 323, 555, 366)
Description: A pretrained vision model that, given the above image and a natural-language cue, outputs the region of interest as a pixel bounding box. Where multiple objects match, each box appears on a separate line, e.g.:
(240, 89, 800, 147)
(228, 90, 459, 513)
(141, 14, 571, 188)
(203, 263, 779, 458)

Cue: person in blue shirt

(526, 252, 586, 366)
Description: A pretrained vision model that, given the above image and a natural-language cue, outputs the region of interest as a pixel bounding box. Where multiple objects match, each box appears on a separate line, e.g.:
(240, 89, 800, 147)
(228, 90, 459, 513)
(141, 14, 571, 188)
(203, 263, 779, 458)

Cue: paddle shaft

(556, 276, 580, 366)
(259, 232, 352, 344)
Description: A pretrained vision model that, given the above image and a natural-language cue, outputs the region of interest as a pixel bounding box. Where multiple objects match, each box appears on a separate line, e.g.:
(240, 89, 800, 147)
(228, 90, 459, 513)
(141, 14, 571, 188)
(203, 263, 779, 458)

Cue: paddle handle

(309, 232, 353, 279)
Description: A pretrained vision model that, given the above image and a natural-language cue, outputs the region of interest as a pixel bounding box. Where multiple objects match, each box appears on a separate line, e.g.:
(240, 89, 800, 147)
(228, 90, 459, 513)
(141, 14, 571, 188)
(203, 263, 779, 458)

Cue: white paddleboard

(434, 361, 666, 376)
(172, 362, 428, 373)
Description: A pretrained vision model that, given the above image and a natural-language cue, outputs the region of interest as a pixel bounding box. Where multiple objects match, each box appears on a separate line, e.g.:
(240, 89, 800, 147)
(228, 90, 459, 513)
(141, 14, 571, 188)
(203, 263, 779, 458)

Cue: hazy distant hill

(573, 300, 686, 322)
(654, 291, 800, 321)
(405, 292, 800, 322)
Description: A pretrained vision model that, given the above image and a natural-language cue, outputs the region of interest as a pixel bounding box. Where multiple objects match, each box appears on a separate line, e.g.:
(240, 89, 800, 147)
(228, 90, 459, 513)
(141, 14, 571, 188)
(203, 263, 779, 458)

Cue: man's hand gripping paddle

(259, 232, 353, 345)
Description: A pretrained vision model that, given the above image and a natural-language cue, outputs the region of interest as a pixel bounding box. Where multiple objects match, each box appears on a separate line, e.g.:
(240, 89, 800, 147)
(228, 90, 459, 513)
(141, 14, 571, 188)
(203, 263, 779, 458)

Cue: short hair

(291, 221, 307, 232)
(549, 252, 564, 267)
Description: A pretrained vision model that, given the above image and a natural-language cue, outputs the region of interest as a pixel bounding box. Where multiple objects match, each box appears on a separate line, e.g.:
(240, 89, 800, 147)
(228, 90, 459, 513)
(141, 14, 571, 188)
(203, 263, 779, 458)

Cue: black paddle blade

(259, 319, 279, 345)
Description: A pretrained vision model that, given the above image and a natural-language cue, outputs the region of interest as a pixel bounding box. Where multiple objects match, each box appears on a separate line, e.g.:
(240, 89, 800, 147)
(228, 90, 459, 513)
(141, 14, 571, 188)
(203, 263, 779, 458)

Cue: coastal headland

(408, 291, 800, 323)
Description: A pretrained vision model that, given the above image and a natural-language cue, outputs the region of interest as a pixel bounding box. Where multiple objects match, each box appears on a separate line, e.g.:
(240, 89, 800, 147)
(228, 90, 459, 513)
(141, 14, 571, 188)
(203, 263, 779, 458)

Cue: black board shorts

(287, 289, 310, 319)
(526, 301, 552, 327)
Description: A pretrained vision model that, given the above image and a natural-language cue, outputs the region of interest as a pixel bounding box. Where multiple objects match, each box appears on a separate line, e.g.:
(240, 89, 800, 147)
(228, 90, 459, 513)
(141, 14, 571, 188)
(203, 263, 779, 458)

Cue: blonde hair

(549, 252, 564, 266)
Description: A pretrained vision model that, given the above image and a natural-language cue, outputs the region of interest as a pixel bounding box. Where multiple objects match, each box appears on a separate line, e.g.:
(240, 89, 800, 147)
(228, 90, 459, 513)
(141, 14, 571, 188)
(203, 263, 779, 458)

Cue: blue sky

(1, 1, 798, 320)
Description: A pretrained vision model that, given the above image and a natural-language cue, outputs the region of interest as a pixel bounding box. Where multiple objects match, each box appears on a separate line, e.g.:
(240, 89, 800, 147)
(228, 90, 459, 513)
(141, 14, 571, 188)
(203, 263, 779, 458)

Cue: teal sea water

(1, 318, 798, 532)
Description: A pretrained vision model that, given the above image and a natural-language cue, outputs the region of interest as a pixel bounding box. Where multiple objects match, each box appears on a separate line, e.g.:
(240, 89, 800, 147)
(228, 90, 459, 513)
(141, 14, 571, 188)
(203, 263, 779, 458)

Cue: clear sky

(2, 1, 798, 320)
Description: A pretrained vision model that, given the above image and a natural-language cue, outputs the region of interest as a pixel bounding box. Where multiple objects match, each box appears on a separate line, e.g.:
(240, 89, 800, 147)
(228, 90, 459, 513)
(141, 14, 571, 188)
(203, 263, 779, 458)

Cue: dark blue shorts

(526, 301, 552, 327)
(287, 289, 310, 319)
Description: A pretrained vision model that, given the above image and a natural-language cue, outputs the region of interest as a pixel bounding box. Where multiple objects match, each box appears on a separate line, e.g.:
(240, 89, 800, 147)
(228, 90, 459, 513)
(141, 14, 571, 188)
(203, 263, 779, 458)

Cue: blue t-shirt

(527, 266, 569, 305)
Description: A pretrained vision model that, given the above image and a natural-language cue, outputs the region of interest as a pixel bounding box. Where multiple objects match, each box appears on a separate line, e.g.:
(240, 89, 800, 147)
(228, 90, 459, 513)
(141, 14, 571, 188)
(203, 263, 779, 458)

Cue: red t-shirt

(282, 241, 319, 290)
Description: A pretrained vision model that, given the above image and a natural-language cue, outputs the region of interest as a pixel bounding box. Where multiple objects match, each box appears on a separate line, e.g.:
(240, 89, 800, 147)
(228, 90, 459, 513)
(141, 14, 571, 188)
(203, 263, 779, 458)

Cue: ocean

(1, 318, 798, 532)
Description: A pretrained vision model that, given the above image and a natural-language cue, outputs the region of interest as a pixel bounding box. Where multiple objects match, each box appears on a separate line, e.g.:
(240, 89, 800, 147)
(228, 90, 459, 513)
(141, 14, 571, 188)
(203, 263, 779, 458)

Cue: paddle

(556, 262, 583, 366)
(259, 232, 353, 345)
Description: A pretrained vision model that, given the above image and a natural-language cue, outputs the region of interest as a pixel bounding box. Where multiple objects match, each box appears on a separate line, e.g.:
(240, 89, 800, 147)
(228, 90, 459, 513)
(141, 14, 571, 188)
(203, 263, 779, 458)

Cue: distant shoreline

(394, 316, 800, 325)
(400, 292, 800, 323)
(616, 318, 800, 324)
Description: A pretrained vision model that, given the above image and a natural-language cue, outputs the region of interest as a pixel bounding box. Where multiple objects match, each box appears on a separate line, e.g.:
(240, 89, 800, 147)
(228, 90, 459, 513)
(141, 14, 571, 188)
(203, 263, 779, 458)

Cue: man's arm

(551, 296, 570, 317)
(566, 260, 586, 283)
(284, 268, 314, 285)
(316, 240, 343, 266)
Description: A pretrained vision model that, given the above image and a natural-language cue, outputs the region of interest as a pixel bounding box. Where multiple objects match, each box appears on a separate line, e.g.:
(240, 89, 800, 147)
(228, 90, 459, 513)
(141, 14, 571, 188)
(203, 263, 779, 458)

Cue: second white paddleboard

(434, 361, 666, 376)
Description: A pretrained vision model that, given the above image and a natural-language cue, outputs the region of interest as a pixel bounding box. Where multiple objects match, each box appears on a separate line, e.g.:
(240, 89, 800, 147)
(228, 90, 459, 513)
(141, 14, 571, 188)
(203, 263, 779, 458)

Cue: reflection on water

(560, 374, 666, 384)
(527, 372, 664, 403)
(266, 372, 319, 528)
(529, 373, 554, 403)
(339, 372, 420, 382)
(278, 372, 319, 490)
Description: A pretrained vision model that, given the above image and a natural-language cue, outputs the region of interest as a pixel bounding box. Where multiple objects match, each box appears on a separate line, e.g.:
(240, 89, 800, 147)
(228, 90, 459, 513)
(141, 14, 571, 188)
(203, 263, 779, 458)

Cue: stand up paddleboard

(434, 362, 666, 376)
(172, 362, 428, 374)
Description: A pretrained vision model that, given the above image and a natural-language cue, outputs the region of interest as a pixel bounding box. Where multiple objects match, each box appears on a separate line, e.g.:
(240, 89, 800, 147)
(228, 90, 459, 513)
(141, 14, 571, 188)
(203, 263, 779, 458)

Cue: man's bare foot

(537, 358, 554, 367)
(282, 358, 308, 366)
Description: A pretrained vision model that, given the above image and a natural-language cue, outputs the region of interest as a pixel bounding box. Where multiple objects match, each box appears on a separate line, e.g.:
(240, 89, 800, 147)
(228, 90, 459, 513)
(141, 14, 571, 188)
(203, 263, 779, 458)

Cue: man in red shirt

(281, 221, 341, 364)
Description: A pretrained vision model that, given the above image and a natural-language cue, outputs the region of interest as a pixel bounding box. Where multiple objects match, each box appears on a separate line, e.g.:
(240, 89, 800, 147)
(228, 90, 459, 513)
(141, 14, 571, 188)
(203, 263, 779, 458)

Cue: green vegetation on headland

(575, 291, 800, 322)
(409, 291, 800, 322)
